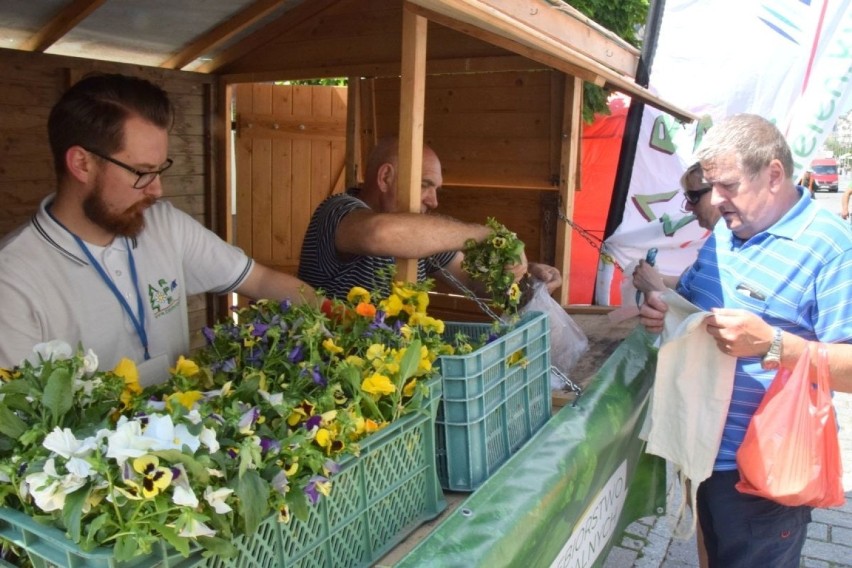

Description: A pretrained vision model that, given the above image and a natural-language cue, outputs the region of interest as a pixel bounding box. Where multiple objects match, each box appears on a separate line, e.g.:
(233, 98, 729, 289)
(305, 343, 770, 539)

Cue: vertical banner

(600, 0, 852, 301)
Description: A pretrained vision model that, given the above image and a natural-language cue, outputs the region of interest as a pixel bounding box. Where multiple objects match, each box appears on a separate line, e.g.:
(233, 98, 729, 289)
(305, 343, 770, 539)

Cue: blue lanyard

(46, 208, 151, 360)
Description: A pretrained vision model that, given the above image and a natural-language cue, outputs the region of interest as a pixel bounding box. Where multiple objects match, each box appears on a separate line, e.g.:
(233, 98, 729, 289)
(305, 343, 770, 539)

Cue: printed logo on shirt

(148, 278, 180, 317)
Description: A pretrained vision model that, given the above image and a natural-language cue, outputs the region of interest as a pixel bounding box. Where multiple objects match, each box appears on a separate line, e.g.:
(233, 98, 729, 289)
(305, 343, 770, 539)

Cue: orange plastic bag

(736, 343, 845, 507)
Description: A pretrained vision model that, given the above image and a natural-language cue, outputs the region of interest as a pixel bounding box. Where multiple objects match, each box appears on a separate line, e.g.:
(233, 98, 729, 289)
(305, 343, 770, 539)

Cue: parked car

(809, 157, 839, 192)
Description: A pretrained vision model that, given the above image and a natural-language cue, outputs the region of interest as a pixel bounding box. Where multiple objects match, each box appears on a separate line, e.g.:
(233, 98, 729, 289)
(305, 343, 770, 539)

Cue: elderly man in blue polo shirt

(639, 113, 852, 567)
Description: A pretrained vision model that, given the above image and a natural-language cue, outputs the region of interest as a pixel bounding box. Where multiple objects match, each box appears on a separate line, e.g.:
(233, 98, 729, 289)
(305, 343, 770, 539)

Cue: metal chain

(430, 263, 504, 322)
(550, 366, 582, 407)
(554, 203, 623, 273)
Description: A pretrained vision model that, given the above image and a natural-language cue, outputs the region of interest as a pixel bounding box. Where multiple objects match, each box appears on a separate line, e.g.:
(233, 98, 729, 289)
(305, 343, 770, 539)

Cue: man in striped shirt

(639, 114, 852, 567)
(298, 137, 561, 300)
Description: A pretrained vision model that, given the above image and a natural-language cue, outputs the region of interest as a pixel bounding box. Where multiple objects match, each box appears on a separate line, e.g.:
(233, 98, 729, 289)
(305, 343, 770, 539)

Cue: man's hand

(705, 308, 774, 357)
(529, 262, 562, 293)
(638, 291, 668, 334)
(632, 260, 667, 294)
(506, 248, 529, 284)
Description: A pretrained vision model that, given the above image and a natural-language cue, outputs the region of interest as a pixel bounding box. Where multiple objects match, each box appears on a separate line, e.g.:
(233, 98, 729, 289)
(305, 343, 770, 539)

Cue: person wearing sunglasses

(632, 162, 721, 294)
(0, 73, 321, 384)
(638, 114, 852, 567)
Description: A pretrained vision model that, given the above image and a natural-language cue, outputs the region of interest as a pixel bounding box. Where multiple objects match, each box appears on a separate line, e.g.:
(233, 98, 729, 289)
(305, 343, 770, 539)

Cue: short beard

(83, 176, 155, 238)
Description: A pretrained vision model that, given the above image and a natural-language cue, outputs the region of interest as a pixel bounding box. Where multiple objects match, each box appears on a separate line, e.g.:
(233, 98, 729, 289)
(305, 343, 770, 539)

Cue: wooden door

(233, 83, 347, 275)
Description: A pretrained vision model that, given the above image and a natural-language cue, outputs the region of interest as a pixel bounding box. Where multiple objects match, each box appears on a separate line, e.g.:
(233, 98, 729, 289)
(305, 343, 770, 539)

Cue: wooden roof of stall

(0, 0, 693, 122)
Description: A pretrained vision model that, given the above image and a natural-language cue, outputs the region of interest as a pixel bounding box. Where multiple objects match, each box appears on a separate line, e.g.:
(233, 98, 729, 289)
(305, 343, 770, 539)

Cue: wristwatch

(761, 327, 783, 370)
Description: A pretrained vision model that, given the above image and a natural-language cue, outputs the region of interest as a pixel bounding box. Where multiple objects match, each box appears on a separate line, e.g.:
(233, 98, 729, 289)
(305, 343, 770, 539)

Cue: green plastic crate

(0, 378, 445, 568)
(436, 311, 551, 491)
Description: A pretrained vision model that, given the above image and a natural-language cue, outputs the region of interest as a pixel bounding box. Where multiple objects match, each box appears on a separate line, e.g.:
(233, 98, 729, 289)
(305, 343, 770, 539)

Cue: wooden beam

(345, 76, 361, 188)
(20, 0, 107, 52)
(198, 0, 340, 74)
(220, 54, 546, 85)
(475, 0, 640, 76)
(161, 0, 290, 70)
(554, 76, 583, 307)
(408, 3, 605, 87)
(395, 5, 428, 284)
(408, 0, 697, 123)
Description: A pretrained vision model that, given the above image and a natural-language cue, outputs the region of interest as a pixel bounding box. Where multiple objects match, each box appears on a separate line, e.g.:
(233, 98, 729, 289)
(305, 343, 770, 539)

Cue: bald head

(362, 137, 442, 213)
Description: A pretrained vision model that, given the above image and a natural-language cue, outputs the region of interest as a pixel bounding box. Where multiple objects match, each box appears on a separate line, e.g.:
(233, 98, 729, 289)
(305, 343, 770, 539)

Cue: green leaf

(156, 522, 190, 557)
(197, 535, 237, 558)
(234, 470, 269, 534)
(62, 485, 89, 543)
(84, 512, 110, 549)
(152, 449, 210, 484)
(0, 380, 33, 395)
(113, 534, 139, 562)
(43, 367, 74, 426)
(289, 490, 309, 522)
(0, 405, 28, 439)
(397, 340, 422, 387)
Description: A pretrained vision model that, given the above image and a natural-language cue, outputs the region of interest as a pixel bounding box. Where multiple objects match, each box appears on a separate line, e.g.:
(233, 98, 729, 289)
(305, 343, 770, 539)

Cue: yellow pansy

(508, 282, 522, 303)
(322, 338, 343, 355)
(361, 374, 395, 397)
(132, 455, 173, 499)
(347, 286, 371, 304)
(415, 291, 429, 313)
(381, 294, 403, 317)
(365, 344, 386, 362)
(0, 368, 11, 382)
(403, 379, 417, 398)
(113, 358, 141, 394)
(345, 355, 365, 368)
(315, 428, 331, 449)
(391, 282, 417, 299)
(167, 390, 204, 411)
(169, 355, 199, 377)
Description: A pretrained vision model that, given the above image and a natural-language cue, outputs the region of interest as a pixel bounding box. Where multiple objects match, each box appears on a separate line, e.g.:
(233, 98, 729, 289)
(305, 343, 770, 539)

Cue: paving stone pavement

(604, 392, 852, 568)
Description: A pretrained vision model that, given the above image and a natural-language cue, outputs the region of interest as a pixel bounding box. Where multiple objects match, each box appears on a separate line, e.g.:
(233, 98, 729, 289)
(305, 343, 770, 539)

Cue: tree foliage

(560, 0, 650, 121)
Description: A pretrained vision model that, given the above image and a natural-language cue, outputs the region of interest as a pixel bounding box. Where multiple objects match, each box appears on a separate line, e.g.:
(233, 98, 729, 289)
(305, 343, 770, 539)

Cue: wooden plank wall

(0, 48, 219, 352)
(233, 83, 347, 276)
(371, 69, 560, 266)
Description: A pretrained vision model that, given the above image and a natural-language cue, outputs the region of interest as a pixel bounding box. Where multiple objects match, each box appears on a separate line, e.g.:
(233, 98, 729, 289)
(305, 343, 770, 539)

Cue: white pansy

(105, 417, 156, 465)
(185, 409, 203, 425)
(199, 427, 219, 453)
(145, 399, 167, 412)
(82, 349, 99, 373)
(259, 390, 284, 406)
(65, 457, 93, 479)
(203, 486, 233, 514)
(26, 458, 87, 512)
(143, 414, 200, 453)
(43, 427, 97, 460)
(27, 340, 73, 365)
(177, 517, 216, 538)
(171, 467, 199, 508)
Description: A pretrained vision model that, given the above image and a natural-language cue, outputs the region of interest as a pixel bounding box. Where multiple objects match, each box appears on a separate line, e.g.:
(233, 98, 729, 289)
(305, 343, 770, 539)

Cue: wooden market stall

(0, 1, 693, 566)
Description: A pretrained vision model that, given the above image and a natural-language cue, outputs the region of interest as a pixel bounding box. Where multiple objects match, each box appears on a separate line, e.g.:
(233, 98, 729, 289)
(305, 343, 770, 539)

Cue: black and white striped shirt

(297, 189, 456, 299)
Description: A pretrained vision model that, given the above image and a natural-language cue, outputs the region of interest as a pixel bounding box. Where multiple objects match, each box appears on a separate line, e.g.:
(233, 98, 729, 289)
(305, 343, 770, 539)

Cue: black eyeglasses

(85, 148, 173, 189)
(683, 186, 712, 206)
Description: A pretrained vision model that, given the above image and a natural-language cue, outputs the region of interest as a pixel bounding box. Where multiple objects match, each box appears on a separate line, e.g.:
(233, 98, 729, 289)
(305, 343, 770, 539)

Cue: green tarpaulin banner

(396, 327, 667, 567)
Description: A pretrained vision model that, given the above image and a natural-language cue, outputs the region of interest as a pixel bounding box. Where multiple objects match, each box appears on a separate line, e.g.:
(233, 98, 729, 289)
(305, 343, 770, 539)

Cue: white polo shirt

(0, 195, 252, 379)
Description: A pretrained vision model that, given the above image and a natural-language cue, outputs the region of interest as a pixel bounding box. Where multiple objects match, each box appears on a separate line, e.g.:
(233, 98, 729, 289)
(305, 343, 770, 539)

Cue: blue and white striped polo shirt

(676, 188, 852, 471)
(298, 190, 456, 300)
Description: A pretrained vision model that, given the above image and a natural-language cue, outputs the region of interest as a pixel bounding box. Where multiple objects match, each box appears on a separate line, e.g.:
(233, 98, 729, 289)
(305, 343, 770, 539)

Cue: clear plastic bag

(520, 280, 588, 389)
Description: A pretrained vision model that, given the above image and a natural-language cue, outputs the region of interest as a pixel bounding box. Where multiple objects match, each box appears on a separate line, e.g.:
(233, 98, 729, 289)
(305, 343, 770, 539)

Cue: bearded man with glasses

(0, 73, 321, 384)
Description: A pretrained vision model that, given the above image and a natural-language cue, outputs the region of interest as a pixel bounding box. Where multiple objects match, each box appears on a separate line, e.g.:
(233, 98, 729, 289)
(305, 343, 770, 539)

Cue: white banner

(600, 0, 852, 303)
